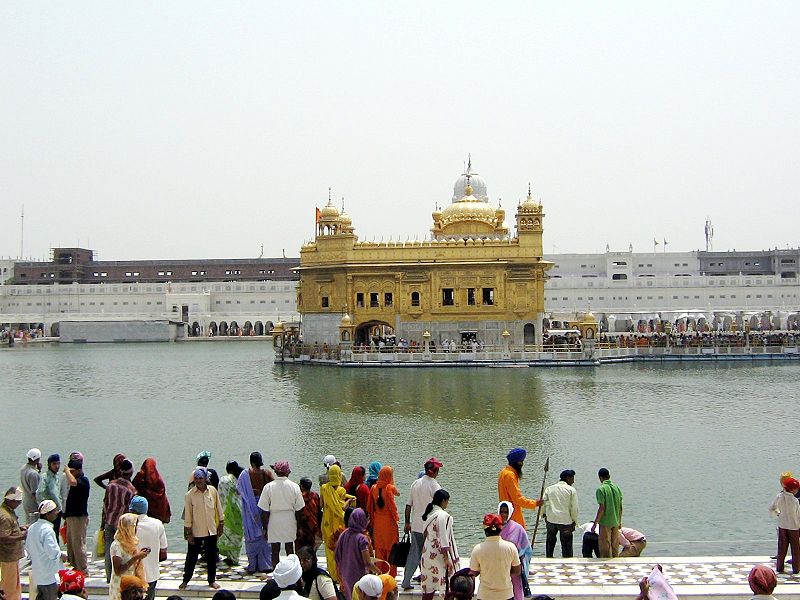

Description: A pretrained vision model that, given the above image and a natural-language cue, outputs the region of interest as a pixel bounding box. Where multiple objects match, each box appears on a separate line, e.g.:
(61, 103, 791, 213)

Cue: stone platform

(19, 554, 800, 600)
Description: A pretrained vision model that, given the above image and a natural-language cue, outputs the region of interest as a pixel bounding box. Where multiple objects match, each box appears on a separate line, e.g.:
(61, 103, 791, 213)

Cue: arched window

(411, 291, 420, 307)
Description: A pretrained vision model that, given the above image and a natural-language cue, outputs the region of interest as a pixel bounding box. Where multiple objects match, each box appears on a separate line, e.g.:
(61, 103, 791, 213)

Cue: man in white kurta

(258, 461, 305, 566)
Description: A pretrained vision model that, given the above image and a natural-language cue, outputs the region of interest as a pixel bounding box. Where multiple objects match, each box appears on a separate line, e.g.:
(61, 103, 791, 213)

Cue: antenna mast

(20, 205, 24, 259)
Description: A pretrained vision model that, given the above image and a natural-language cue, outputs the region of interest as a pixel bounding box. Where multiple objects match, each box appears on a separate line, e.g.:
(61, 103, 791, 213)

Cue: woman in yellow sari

(320, 464, 355, 582)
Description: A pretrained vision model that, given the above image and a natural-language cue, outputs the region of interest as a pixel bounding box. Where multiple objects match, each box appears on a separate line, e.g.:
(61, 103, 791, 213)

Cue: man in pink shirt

(619, 527, 647, 557)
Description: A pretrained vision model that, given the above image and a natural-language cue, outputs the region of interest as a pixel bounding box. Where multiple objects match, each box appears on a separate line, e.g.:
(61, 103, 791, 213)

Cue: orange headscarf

(379, 573, 398, 600)
(368, 466, 399, 522)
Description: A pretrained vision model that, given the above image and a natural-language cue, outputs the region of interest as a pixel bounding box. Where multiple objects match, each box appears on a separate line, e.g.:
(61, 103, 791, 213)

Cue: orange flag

(315, 207, 322, 223)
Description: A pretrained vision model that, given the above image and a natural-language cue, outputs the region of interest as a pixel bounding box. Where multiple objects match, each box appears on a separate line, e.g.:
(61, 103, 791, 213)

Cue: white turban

(357, 575, 384, 598)
(38, 500, 57, 514)
(273, 554, 303, 588)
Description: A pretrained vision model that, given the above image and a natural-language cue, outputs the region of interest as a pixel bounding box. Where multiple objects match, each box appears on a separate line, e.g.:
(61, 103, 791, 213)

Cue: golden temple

(297, 160, 552, 348)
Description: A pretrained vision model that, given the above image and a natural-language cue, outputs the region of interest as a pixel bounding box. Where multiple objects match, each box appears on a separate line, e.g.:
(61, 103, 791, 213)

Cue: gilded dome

(517, 183, 539, 213)
(339, 210, 352, 227)
(320, 199, 340, 219)
(439, 183, 502, 230)
(340, 313, 352, 326)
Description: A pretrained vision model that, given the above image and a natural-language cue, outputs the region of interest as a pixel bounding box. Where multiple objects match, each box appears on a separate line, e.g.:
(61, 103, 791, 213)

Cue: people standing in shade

(496, 502, 530, 600)
(25, 500, 66, 600)
(132, 458, 171, 524)
(237, 459, 272, 574)
(469, 514, 521, 600)
(296, 478, 321, 551)
(320, 455, 338, 487)
(94, 454, 127, 491)
(297, 545, 338, 600)
(193, 451, 220, 490)
(218, 461, 244, 567)
(497, 448, 542, 531)
(63, 453, 90, 573)
(109, 513, 148, 600)
(37, 454, 68, 541)
(345, 468, 370, 512)
(366, 466, 399, 577)
(20, 448, 42, 525)
(366, 463, 382, 488)
(591, 468, 623, 558)
(128, 496, 168, 600)
(103, 460, 137, 582)
(320, 464, 356, 583)
(542, 469, 578, 558)
(180, 467, 224, 590)
(334, 509, 379, 600)
(0, 487, 27, 600)
(769, 476, 800, 574)
(401, 458, 442, 591)
(259, 461, 305, 566)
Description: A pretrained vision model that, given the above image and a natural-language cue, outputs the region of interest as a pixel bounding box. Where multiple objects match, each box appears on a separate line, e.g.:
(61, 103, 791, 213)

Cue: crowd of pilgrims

(7, 449, 798, 600)
(14, 449, 539, 600)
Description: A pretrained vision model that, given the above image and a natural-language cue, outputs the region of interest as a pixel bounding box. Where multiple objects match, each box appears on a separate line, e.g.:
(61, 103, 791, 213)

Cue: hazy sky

(2, 2, 798, 260)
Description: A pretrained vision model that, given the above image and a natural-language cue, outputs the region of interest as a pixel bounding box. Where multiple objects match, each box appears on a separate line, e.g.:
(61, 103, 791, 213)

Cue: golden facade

(297, 163, 552, 347)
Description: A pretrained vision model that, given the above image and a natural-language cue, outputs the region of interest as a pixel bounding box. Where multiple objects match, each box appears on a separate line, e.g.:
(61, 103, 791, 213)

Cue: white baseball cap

(27, 448, 42, 461)
(38, 499, 57, 514)
(4, 487, 23, 502)
(323, 454, 337, 467)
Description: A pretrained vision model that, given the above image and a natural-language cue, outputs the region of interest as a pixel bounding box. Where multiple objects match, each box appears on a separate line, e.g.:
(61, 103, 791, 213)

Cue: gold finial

(527, 182, 532, 200)
(328, 187, 332, 203)
(465, 173, 473, 196)
(341, 196, 346, 212)
(467, 153, 472, 172)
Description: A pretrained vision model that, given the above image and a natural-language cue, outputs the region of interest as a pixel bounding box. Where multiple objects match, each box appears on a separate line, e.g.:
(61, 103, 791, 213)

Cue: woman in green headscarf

(217, 461, 245, 566)
(320, 464, 355, 582)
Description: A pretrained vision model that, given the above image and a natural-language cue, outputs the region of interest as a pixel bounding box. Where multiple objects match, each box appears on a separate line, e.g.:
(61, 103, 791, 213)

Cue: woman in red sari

(366, 465, 400, 576)
(132, 457, 171, 523)
(346, 467, 370, 512)
(297, 477, 322, 550)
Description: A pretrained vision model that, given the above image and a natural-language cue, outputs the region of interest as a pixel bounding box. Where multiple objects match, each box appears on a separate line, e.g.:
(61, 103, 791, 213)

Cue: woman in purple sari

(237, 468, 273, 574)
(498, 501, 532, 600)
(334, 508, 379, 600)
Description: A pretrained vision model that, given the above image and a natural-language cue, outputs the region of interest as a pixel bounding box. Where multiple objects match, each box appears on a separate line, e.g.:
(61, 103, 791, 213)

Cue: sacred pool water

(2, 342, 795, 557)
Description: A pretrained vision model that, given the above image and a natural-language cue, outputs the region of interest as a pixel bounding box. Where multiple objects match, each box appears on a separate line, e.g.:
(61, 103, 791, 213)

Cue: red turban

(748, 565, 777, 595)
(483, 513, 504, 531)
(783, 478, 800, 492)
(58, 569, 86, 594)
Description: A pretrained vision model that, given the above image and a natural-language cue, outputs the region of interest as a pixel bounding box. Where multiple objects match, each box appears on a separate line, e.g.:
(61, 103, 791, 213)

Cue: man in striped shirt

(102, 459, 136, 582)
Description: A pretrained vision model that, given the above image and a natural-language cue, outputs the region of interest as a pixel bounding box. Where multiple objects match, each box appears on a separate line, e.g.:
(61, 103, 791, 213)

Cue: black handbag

(389, 532, 411, 566)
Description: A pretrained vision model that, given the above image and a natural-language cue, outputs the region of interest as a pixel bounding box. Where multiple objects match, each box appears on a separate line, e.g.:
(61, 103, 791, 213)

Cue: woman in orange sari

(366, 466, 400, 576)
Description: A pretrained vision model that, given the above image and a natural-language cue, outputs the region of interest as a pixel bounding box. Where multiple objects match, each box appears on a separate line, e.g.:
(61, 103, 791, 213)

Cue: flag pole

(530, 456, 550, 551)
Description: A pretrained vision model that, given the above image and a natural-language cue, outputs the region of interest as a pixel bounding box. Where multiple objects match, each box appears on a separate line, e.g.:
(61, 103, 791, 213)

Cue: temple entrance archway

(523, 323, 535, 345)
(355, 321, 395, 348)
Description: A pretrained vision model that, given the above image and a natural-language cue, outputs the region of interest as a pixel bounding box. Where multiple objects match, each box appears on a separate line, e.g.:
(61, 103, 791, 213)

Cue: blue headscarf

(366, 461, 382, 486)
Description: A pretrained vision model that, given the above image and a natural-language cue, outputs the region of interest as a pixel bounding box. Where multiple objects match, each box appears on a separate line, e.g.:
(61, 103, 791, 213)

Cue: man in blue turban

(497, 447, 542, 530)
